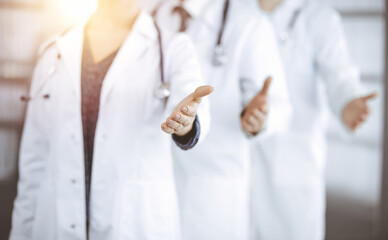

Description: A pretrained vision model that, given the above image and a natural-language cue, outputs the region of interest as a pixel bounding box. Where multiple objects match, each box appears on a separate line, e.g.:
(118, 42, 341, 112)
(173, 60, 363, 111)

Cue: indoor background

(0, 0, 386, 239)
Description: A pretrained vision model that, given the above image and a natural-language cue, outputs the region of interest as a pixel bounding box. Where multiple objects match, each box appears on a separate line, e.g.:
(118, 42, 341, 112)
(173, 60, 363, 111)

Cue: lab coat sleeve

(239, 16, 292, 139)
(164, 33, 211, 144)
(9, 51, 51, 240)
(312, 7, 366, 123)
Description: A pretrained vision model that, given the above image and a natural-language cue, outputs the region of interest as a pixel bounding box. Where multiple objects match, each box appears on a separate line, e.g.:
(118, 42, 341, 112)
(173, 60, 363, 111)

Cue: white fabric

(247, 0, 366, 239)
(155, 1, 291, 239)
(10, 11, 210, 240)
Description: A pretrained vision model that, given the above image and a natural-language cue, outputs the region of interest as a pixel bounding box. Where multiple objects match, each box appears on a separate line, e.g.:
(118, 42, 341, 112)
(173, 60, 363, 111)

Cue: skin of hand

(161, 85, 214, 136)
(342, 92, 378, 131)
(241, 76, 272, 136)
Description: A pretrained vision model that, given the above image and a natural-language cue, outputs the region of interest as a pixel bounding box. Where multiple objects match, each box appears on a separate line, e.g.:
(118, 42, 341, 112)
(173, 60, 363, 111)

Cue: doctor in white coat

(154, 0, 291, 239)
(248, 0, 377, 239)
(10, 0, 213, 239)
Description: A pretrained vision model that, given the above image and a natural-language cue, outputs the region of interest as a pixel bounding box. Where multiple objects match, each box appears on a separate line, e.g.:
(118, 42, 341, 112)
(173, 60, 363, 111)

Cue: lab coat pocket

(119, 180, 180, 240)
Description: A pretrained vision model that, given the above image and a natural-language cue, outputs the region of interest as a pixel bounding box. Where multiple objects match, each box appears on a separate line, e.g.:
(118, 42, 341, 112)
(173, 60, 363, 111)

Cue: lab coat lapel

(268, 0, 306, 31)
(56, 23, 86, 100)
(185, 0, 223, 31)
(100, 11, 157, 105)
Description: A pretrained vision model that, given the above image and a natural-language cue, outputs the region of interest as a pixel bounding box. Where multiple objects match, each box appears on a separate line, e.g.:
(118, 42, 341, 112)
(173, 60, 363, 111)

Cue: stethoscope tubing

(153, 19, 165, 85)
(22, 20, 170, 102)
(216, 0, 230, 46)
(279, 4, 304, 43)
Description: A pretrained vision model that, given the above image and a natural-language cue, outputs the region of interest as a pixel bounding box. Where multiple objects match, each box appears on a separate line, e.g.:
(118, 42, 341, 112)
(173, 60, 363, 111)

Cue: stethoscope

(153, 20, 171, 99)
(278, 7, 302, 44)
(212, 0, 230, 66)
(21, 21, 170, 102)
(153, 0, 230, 66)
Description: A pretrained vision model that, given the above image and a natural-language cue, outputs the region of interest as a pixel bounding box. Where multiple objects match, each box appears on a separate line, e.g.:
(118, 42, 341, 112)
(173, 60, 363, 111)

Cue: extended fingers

(244, 106, 267, 121)
(258, 103, 268, 115)
(242, 110, 266, 135)
(252, 108, 266, 121)
(161, 122, 175, 134)
(358, 104, 370, 120)
(180, 104, 197, 117)
(173, 112, 192, 126)
(245, 111, 265, 127)
(168, 117, 184, 130)
(361, 92, 378, 101)
(350, 106, 371, 131)
(359, 113, 368, 122)
(246, 114, 258, 126)
(242, 119, 255, 133)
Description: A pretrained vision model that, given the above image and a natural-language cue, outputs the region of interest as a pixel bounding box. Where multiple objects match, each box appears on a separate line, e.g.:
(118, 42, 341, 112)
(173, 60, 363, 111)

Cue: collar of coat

(181, 0, 226, 30)
(261, 0, 306, 28)
(45, 10, 157, 103)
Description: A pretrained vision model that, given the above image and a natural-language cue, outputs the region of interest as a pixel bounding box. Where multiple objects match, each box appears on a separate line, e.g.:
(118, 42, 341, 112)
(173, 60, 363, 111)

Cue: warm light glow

(58, 0, 97, 23)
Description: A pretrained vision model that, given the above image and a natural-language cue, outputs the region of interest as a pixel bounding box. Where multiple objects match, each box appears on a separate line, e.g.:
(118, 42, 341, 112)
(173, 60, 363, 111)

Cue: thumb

(360, 92, 378, 101)
(258, 76, 272, 96)
(191, 85, 214, 103)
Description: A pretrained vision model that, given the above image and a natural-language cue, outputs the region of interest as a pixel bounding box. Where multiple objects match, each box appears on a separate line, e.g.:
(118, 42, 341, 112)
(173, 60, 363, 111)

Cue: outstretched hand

(162, 85, 214, 136)
(342, 92, 377, 131)
(241, 76, 272, 135)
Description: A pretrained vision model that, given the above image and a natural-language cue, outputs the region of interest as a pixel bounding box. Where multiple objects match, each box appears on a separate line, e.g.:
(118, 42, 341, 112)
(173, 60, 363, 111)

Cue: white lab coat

(10, 11, 210, 240)
(155, 1, 291, 239)
(248, 0, 366, 239)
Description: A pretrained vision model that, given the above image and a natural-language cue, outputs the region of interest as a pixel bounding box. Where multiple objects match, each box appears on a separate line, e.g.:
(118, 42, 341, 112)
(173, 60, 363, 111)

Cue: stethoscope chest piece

(154, 83, 171, 98)
(212, 45, 228, 66)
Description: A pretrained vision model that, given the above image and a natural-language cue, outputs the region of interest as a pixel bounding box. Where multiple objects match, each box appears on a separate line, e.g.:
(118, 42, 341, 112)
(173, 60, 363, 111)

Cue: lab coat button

(71, 179, 76, 184)
(71, 224, 76, 229)
(71, 134, 76, 140)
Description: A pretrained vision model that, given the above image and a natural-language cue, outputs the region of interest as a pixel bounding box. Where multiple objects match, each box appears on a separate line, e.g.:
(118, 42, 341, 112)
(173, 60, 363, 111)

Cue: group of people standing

(10, 0, 376, 240)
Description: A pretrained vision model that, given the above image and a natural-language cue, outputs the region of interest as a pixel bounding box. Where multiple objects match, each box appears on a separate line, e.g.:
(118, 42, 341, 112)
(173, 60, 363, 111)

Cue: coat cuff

(172, 115, 200, 150)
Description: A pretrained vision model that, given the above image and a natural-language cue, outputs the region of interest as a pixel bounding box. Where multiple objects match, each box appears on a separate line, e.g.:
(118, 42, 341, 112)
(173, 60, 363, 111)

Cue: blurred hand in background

(241, 76, 272, 135)
(342, 92, 378, 131)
